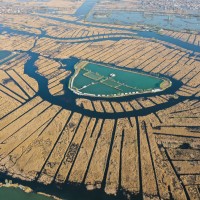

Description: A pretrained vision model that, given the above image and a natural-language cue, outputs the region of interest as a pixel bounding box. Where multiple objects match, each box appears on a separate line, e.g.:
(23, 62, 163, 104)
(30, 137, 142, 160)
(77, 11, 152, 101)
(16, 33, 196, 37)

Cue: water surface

(86, 11, 200, 31)
(0, 187, 53, 200)
(75, 0, 98, 18)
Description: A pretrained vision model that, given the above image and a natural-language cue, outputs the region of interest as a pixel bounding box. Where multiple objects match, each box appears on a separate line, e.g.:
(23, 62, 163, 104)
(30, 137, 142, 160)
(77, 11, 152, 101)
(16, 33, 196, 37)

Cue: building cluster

(0, 4, 27, 14)
(0, 2, 61, 15)
(93, 0, 200, 17)
(140, 0, 200, 14)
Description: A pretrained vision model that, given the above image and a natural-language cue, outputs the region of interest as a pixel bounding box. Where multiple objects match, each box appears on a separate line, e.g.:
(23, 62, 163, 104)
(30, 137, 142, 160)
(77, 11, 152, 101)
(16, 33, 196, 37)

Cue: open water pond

(0, 187, 53, 200)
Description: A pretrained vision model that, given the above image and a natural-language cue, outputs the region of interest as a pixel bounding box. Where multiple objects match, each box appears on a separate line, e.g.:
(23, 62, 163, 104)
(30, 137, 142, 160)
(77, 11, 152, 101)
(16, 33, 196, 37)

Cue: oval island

(69, 61, 171, 98)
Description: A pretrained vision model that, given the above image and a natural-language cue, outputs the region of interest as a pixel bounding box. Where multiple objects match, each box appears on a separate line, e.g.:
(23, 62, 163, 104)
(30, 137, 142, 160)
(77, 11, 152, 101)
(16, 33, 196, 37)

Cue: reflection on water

(86, 11, 200, 31)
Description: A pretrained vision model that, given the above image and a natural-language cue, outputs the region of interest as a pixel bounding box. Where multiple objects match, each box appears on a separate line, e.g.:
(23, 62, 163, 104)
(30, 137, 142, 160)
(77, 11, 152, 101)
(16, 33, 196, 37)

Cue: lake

(86, 11, 200, 31)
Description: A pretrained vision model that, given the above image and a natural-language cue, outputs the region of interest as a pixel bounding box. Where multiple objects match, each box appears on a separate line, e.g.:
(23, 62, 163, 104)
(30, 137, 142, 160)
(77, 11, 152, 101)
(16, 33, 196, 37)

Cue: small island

(69, 61, 171, 98)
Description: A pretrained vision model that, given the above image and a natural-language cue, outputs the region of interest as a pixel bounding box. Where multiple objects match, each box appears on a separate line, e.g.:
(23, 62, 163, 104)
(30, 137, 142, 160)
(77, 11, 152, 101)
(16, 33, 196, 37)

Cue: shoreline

(0, 180, 62, 200)
(0, 172, 125, 200)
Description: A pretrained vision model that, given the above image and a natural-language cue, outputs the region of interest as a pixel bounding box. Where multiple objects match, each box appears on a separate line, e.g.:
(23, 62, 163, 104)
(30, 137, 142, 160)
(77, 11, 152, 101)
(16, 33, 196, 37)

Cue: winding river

(0, 8, 200, 200)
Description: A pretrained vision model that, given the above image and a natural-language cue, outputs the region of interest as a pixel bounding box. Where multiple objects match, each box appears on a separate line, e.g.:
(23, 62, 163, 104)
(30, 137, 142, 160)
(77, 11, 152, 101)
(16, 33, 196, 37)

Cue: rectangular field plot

(83, 71, 103, 81)
(81, 82, 121, 96)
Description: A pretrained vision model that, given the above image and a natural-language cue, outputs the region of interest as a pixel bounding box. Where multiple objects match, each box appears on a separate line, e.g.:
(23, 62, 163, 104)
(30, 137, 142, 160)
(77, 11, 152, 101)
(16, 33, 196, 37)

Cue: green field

(83, 70, 103, 81)
(70, 61, 170, 97)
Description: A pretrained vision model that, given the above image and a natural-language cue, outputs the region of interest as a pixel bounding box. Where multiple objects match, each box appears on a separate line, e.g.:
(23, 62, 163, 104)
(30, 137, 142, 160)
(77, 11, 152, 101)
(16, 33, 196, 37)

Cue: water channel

(0, 1, 200, 199)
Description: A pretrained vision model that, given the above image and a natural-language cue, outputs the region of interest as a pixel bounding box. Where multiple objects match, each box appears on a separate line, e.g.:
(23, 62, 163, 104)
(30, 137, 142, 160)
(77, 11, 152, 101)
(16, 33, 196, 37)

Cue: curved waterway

(1, 15, 200, 56)
(35, 15, 200, 55)
(0, 16, 200, 200)
(21, 50, 184, 119)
